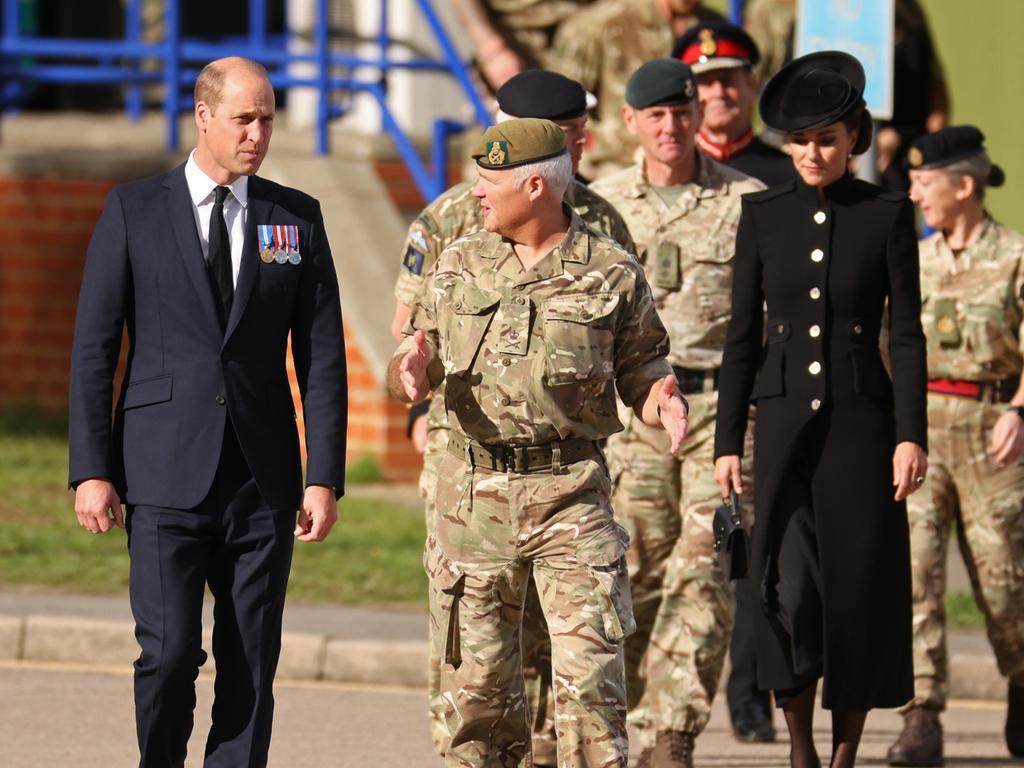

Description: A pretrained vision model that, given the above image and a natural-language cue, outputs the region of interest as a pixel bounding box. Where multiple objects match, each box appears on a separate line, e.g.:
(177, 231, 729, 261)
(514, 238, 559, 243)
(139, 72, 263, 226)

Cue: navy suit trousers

(126, 422, 295, 768)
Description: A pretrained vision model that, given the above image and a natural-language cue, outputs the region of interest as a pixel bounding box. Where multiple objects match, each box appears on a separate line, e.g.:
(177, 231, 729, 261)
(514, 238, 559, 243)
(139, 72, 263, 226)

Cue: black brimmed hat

(472, 118, 567, 170)
(673, 22, 760, 74)
(495, 70, 588, 121)
(625, 59, 697, 109)
(759, 51, 865, 133)
(908, 125, 1005, 186)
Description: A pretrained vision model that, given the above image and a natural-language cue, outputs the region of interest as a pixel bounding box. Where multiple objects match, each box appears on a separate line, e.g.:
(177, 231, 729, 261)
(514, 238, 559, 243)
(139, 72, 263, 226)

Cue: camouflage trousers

(427, 449, 635, 768)
(904, 395, 1024, 712)
(606, 392, 754, 744)
(421, 421, 558, 762)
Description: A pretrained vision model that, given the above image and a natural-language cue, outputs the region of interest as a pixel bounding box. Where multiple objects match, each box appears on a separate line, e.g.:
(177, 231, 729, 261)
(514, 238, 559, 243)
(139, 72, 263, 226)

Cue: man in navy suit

(68, 57, 346, 767)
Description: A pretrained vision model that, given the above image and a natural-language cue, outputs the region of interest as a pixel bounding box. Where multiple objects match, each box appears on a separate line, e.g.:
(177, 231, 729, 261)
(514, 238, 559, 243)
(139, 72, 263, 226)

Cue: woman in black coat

(713, 52, 929, 768)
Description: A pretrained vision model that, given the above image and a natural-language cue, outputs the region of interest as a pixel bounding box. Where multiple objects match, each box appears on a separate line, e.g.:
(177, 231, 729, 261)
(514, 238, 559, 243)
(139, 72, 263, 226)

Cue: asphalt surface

(2, 661, 1018, 767)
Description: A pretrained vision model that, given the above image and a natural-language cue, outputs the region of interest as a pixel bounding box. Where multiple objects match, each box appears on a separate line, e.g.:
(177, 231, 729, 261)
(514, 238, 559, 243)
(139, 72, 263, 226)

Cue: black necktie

(208, 185, 233, 326)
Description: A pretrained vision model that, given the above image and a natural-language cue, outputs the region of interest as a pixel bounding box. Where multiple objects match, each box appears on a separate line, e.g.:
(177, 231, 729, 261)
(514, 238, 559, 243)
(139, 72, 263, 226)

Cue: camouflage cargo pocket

(579, 524, 635, 644)
(424, 537, 467, 669)
(541, 292, 620, 386)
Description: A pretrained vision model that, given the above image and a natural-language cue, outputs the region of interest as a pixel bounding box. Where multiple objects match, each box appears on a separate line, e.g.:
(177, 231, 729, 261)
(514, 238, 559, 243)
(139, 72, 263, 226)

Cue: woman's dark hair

(840, 100, 873, 156)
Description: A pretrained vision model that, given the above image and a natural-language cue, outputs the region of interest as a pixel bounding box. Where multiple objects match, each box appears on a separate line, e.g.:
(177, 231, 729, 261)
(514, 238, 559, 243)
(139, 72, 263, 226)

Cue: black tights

(780, 682, 867, 768)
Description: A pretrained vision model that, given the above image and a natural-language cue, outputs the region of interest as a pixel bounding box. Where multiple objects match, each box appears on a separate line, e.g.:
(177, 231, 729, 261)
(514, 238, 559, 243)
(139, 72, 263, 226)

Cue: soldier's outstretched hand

(399, 330, 432, 402)
(656, 374, 689, 453)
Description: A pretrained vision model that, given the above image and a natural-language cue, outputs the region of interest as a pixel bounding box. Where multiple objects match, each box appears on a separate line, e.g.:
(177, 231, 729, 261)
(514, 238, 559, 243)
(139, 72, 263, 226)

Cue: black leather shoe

(1008, 684, 1024, 758)
(732, 704, 776, 743)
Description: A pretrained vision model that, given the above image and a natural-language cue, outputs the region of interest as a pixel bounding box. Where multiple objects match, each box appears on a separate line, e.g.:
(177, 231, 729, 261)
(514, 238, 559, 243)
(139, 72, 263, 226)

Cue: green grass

(0, 428, 427, 605)
(0, 421, 990, 623)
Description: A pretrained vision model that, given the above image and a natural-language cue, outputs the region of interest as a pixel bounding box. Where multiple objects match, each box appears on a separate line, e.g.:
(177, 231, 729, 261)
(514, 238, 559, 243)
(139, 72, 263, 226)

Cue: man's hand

(295, 485, 338, 543)
(990, 409, 1024, 467)
(636, 374, 689, 453)
(399, 330, 432, 402)
(74, 478, 123, 534)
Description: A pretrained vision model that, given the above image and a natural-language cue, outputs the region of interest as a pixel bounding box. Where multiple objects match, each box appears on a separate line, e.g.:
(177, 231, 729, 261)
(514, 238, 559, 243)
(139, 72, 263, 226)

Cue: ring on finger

(915, 475, 925, 485)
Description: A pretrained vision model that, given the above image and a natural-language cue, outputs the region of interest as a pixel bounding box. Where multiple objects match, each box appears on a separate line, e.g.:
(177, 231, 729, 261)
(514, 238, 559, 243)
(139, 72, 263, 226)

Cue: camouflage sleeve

(394, 207, 445, 306)
(612, 262, 672, 408)
(549, 16, 602, 94)
(607, 210, 636, 255)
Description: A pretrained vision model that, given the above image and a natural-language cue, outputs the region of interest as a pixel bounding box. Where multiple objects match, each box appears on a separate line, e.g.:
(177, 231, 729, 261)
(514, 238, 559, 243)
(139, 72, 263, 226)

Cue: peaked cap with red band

(672, 21, 760, 75)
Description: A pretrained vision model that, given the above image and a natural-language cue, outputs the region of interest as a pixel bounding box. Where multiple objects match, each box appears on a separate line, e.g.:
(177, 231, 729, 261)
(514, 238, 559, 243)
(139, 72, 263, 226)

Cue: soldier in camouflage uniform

(591, 60, 764, 767)
(389, 118, 689, 768)
(887, 128, 1024, 766)
(390, 71, 635, 765)
(549, 0, 722, 180)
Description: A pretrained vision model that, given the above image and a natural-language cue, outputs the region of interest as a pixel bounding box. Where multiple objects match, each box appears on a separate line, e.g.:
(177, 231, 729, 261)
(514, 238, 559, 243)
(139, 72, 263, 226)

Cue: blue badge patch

(403, 246, 425, 275)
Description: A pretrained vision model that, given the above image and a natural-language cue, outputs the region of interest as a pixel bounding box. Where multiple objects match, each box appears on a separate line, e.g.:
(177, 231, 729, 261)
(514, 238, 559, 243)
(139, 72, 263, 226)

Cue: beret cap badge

(908, 147, 924, 168)
(487, 141, 509, 167)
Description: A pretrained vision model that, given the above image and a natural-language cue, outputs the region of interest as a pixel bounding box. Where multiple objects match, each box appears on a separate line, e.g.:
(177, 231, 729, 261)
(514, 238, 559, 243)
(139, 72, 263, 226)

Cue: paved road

(2, 661, 1017, 767)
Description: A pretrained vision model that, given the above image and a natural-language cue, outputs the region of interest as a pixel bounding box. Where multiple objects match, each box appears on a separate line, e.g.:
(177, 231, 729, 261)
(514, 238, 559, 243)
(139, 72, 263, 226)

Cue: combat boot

(886, 707, 943, 766)
(1007, 683, 1024, 757)
(651, 730, 694, 768)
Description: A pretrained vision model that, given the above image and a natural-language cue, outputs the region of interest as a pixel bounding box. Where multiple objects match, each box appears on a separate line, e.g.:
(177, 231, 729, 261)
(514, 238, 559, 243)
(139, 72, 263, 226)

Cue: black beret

(472, 118, 568, 170)
(673, 21, 760, 74)
(908, 125, 1005, 186)
(496, 70, 587, 121)
(625, 59, 697, 109)
(759, 51, 865, 133)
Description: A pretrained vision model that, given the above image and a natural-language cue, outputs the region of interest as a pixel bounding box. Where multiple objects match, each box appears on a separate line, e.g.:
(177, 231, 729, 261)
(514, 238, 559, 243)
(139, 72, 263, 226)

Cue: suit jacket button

(216, 395, 226, 405)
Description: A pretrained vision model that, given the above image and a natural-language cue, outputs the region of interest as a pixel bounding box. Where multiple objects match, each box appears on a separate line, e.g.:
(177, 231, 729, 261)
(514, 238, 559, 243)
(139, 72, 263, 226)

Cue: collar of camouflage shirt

(625, 150, 726, 202)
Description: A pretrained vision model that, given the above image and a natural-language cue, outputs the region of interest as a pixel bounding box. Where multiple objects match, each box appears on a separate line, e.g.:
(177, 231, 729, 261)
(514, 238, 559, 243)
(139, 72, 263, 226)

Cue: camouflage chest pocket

(440, 282, 501, 372)
(687, 234, 735, 322)
(541, 292, 620, 386)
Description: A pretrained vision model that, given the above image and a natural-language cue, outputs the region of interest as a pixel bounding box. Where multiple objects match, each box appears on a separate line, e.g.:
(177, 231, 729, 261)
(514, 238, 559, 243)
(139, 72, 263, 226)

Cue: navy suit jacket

(69, 162, 347, 511)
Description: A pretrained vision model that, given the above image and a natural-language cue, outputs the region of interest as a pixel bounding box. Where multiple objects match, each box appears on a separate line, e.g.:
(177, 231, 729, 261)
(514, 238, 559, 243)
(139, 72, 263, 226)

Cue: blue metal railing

(0, 0, 491, 202)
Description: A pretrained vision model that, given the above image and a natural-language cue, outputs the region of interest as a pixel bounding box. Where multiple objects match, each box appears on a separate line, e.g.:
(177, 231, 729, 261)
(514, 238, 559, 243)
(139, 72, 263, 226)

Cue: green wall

(922, 0, 1024, 230)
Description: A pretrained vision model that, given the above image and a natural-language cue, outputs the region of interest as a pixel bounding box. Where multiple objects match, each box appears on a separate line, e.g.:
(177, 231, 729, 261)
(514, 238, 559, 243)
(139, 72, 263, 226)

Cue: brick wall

(0, 169, 420, 482)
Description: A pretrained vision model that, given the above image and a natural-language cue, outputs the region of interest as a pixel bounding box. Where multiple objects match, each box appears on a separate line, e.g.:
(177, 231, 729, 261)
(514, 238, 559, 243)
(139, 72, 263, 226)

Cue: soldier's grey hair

(941, 152, 997, 202)
(509, 152, 573, 197)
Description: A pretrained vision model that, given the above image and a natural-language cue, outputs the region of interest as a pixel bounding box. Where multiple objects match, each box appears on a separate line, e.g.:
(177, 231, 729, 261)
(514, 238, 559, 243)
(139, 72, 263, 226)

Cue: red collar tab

(696, 129, 754, 161)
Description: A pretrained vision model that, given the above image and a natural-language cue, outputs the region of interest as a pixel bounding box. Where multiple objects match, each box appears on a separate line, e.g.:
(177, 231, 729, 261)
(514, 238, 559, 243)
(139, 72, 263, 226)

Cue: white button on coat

(809, 325, 821, 338)
(814, 211, 827, 224)
(808, 361, 822, 375)
(810, 287, 821, 300)
(811, 398, 822, 410)
(811, 248, 824, 262)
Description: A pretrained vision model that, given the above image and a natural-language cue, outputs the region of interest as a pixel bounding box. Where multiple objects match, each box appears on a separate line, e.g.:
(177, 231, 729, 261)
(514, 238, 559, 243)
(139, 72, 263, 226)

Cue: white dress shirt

(184, 150, 248, 288)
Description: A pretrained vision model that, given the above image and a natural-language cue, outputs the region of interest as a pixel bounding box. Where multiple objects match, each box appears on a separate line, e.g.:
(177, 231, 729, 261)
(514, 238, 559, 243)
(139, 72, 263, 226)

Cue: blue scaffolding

(0, 0, 490, 202)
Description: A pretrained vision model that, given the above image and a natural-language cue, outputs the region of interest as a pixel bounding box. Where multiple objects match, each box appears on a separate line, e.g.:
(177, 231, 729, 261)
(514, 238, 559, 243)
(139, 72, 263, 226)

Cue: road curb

(0, 613, 1006, 700)
(0, 614, 429, 688)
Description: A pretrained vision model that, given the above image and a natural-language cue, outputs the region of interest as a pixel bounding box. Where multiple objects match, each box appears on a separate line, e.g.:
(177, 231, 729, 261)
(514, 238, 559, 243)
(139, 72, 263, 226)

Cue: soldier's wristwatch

(1008, 405, 1024, 422)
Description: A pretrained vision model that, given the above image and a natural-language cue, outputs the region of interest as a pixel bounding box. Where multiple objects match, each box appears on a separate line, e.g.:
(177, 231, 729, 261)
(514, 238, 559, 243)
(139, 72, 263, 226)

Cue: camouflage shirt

(591, 152, 764, 369)
(399, 211, 672, 444)
(919, 216, 1024, 381)
(549, 0, 723, 180)
(394, 178, 635, 306)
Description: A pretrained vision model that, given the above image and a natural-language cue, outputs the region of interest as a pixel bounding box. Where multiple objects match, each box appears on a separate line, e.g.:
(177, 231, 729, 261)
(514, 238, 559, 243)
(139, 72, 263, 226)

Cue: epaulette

(741, 181, 795, 203)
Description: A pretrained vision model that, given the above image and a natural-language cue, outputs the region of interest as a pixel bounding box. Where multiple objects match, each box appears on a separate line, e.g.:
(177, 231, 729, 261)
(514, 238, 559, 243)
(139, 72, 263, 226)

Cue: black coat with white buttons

(714, 173, 927, 710)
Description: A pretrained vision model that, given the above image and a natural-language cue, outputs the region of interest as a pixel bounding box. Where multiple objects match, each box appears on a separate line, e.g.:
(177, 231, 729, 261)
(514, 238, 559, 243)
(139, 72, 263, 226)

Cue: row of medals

(260, 247, 302, 265)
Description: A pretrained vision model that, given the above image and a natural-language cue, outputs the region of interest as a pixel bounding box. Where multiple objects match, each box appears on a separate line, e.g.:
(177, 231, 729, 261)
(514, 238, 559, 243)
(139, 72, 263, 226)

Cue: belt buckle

(500, 445, 517, 472)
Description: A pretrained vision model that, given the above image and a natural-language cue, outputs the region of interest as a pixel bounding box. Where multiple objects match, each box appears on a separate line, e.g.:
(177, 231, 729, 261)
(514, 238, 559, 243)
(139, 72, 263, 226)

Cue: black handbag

(713, 489, 749, 580)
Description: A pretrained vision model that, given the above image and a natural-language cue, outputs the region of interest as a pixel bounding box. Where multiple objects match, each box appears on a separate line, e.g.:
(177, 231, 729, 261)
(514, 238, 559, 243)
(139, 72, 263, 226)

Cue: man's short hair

(510, 152, 573, 198)
(194, 57, 270, 113)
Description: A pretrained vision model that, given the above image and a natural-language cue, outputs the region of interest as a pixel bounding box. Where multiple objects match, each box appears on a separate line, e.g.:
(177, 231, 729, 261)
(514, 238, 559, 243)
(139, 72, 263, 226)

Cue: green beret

(625, 58, 697, 109)
(472, 118, 567, 170)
